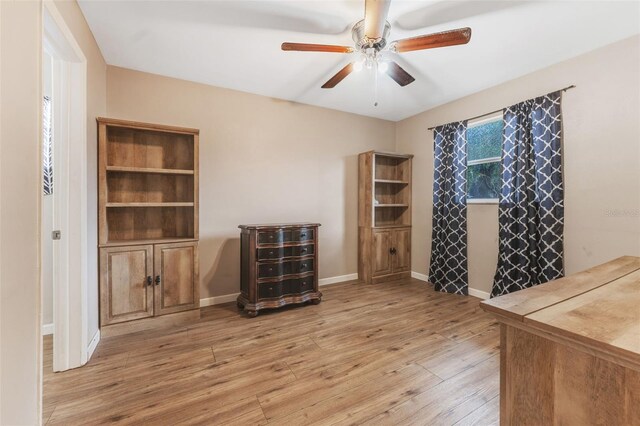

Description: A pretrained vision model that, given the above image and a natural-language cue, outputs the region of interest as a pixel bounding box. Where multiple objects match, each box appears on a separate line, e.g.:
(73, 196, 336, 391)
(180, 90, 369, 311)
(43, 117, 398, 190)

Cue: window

(467, 114, 502, 202)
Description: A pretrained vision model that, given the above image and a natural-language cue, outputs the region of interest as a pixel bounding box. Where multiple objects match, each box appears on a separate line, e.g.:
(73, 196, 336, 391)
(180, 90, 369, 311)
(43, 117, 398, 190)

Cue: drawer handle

(300, 263, 306, 269)
(269, 251, 274, 255)
(300, 233, 306, 238)
(301, 248, 307, 254)
(269, 267, 273, 272)
(155, 275, 161, 285)
(146, 276, 152, 286)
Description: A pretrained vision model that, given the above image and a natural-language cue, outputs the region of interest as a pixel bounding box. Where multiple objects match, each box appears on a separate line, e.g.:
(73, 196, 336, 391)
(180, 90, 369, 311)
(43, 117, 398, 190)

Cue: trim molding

(87, 329, 100, 361)
(200, 293, 240, 307)
(411, 271, 490, 300)
(319, 273, 358, 286)
(42, 323, 54, 336)
(200, 273, 360, 307)
(468, 288, 491, 300)
(411, 271, 429, 282)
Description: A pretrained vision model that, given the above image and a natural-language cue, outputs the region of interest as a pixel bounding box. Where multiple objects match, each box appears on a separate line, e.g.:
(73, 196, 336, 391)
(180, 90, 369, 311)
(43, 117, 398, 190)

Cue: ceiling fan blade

(281, 42, 354, 53)
(364, 0, 391, 39)
(391, 27, 471, 53)
(321, 63, 354, 89)
(386, 62, 415, 87)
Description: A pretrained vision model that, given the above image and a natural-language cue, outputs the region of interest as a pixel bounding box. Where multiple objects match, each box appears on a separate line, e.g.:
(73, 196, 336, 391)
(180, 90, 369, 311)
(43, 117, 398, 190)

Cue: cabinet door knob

(300, 233, 306, 238)
(301, 248, 307, 253)
(300, 263, 306, 269)
(155, 275, 161, 285)
(146, 276, 152, 286)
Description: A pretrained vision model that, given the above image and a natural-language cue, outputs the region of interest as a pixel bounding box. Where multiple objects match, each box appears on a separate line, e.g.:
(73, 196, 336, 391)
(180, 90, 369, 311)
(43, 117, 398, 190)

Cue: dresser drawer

(257, 244, 314, 260)
(257, 228, 315, 245)
(258, 276, 315, 299)
(292, 228, 314, 242)
(258, 259, 314, 279)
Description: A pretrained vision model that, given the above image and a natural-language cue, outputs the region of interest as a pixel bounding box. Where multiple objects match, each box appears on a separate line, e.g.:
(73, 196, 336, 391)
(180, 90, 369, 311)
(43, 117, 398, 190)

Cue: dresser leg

(247, 310, 259, 318)
(311, 298, 321, 305)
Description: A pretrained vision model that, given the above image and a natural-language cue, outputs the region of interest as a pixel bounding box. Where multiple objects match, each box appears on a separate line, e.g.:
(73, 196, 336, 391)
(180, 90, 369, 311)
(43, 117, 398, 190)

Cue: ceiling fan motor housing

(352, 19, 391, 51)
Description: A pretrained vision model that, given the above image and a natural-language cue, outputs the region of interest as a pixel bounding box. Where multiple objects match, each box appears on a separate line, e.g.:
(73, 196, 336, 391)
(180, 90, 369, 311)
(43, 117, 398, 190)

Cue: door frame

(42, 0, 89, 371)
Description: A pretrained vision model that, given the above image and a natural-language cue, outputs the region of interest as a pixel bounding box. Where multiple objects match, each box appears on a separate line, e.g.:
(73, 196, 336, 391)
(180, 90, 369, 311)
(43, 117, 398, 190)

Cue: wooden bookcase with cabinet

(97, 118, 200, 329)
(358, 151, 413, 284)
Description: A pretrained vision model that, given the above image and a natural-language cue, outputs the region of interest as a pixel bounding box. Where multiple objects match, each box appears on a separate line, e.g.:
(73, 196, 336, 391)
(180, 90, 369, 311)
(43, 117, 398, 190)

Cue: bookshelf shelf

(106, 166, 194, 175)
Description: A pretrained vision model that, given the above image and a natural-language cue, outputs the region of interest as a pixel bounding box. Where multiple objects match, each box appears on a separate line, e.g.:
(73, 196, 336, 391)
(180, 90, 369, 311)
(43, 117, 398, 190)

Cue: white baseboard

(468, 288, 491, 300)
(319, 273, 358, 286)
(411, 271, 429, 282)
(411, 271, 490, 300)
(87, 329, 100, 360)
(200, 293, 240, 307)
(42, 323, 54, 336)
(199, 273, 359, 307)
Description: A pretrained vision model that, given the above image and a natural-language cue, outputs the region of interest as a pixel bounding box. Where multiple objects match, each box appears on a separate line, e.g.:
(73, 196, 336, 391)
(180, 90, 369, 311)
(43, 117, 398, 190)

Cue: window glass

(467, 119, 502, 162)
(468, 162, 501, 199)
(467, 117, 502, 201)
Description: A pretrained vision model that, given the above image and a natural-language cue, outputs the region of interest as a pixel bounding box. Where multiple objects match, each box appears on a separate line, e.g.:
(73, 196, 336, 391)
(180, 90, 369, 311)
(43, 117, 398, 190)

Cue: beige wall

(396, 35, 640, 295)
(52, 0, 107, 343)
(107, 66, 396, 298)
(0, 1, 42, 423)
(0, 0, 105, 421)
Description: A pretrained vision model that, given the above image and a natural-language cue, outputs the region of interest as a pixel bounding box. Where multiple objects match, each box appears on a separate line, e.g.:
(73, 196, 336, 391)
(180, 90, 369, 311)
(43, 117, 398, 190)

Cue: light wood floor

(43, 278, 500, 425)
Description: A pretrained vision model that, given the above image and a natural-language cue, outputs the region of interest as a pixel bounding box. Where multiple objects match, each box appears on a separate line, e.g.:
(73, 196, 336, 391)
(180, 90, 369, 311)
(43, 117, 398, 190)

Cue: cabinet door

(154, 242, 199, 316)
(100, 245, 154, 326)
(372, 229, 393, 277)
(392, 228, 411, 273)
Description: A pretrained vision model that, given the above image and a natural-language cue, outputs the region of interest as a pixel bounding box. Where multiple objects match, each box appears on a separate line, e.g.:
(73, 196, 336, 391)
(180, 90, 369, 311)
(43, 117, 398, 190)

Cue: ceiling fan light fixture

(281, 0, 472, 90)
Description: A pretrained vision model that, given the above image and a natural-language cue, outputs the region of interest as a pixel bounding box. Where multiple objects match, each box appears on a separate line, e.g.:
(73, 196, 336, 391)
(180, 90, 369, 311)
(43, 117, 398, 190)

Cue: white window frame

(467, 112, 502, 205)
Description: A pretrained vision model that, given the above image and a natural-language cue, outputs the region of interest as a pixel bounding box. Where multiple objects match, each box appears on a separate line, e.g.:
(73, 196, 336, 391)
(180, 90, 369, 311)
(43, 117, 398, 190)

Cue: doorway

(41, 0, 90, 373)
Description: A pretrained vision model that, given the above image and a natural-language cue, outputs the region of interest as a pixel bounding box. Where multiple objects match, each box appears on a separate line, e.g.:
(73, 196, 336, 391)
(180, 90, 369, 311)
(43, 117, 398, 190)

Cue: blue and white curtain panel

(429, 121, 469, 295)
(43, 95, 53, 195)
(491, 91, 564, 297)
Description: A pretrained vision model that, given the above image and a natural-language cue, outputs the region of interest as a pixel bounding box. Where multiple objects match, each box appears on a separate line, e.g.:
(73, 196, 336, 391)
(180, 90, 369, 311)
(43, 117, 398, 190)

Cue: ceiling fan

(281, 0, 471, 89)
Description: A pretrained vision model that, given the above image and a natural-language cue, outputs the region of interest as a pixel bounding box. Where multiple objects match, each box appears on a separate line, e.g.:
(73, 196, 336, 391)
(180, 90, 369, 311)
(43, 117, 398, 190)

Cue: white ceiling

(79, 0, 640, 121)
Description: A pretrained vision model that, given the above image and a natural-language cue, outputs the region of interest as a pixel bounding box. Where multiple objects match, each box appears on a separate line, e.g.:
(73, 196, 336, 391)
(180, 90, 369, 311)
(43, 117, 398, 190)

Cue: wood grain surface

(481, 256, 640, 320)
(482, 256, 640, 425)
(44, 278, 499, 425)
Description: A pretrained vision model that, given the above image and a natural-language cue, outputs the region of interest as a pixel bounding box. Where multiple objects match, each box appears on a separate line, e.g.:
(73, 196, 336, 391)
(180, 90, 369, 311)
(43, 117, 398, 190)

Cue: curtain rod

(427, 85, 576, 131)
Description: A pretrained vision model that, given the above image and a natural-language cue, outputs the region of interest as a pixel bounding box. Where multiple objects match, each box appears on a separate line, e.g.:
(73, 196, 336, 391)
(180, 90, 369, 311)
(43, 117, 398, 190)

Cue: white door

(43, 1, 89, 372)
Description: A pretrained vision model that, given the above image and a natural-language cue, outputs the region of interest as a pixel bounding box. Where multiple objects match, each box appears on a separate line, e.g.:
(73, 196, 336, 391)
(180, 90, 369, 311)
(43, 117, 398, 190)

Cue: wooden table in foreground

(480, 256, 640, 425)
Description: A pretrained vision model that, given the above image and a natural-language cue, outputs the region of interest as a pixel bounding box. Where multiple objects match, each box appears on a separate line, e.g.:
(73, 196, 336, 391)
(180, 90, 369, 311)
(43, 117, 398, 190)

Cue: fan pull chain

(374, 61, 379, 107)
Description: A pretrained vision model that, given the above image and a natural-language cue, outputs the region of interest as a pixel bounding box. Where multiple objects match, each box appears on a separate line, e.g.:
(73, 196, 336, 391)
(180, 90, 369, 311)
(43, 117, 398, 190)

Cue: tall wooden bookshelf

(97, 118, 200, 329)
(358, 151, 413, 284)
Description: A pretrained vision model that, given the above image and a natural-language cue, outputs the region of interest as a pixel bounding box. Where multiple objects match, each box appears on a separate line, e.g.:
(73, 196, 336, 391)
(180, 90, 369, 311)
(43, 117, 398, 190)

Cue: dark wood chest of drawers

(237, 223, 322, 317)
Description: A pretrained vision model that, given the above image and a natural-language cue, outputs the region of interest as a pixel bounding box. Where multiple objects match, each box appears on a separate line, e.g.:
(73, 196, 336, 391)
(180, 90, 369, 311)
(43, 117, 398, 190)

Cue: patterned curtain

(43, 95, 53, 195)
(491, 91, 564, 297)
(429, 121, 469, 295)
